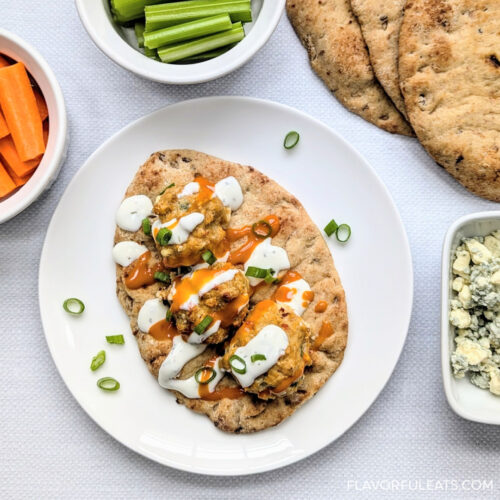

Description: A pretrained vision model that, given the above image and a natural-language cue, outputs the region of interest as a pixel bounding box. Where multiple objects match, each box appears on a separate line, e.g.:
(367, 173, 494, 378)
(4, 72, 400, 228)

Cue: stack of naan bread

(287, 0, 500, 201)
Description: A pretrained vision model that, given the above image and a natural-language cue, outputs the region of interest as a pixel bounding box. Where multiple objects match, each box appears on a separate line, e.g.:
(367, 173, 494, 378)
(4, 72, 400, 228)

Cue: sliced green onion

(142, 218, 152, 235)
(324, 219, 339, 237)
(245, 266, 268, 279)
(159, 183, 175, 195)
(144, 14, 233, 50)
(251, 354, 266, 363)
(195, 367, 217, 385)
(63, 298, 85, 315)
(245, 267, 276, 284)
(90, 350, 106, 371)
(336, 224, 351, 242)
(156, 227, 172, 245)
(264, 269, 277, 284)
(106, 335, 125, 345)
(145, 0, 252, 31)
(284, 131, 300, 150)
(251, 220, 272, 239)
(165, 309, 173, 322)
(154, 271, 171, 284)
(97, 377, 120, 392)
(158, 22, 245, 64)
(194, 315, 213, 335)
(229, 354, 246, 374)
(201, 250, 216, 265)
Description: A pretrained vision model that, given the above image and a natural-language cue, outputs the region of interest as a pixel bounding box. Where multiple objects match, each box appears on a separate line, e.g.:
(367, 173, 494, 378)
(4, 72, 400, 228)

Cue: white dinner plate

(39, 97, 413, 475)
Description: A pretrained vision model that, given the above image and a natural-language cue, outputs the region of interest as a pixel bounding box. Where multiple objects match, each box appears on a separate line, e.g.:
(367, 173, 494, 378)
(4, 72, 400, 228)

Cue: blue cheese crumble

(450, 231, 500, 396)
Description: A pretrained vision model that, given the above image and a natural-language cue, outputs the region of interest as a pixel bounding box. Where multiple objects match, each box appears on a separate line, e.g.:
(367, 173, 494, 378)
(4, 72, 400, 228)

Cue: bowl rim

(441, 210, 500, 425)
(75, 0, 286, 84)
(0, 28, 67, 224)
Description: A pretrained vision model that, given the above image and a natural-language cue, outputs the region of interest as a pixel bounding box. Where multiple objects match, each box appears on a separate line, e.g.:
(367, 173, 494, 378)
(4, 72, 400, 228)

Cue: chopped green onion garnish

(251, 220, 272, 239)
(202, 250, 216, 265)
(156, 227, 172, 245)
(284, 131, 300, 150)
(63, 298, 85, 315)
(264, 269, 277, 284)
(245, 266, 269, 279)
(229, 354, 247, 374)
(336, 224, 351, 242)
(106, 335, 125, 345)
(195, 367, 217, 385)
(245, 266, 277, 283)
(194, 315, 213, 335)
(90, 350, 106, 371)
(165, 309, 173, 322)
(324, 219, 339, 237)
(159, 183, 175, 195)
(251, 354, 266, 363)
(142, 218, 151, 235)
(154, 271, 171, 284)
(97, 377, 120, 392)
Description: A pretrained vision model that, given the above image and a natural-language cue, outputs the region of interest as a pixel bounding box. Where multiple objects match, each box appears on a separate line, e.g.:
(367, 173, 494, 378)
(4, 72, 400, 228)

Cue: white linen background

(1, 2, 500, 499)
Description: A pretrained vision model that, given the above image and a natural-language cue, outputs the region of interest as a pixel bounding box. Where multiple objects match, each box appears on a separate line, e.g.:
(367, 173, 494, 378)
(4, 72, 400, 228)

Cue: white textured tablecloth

(2, 2, 500, 499)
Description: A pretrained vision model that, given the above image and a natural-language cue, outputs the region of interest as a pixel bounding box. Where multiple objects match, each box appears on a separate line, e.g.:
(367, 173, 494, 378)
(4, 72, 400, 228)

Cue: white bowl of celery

(76, 0, 285, 84)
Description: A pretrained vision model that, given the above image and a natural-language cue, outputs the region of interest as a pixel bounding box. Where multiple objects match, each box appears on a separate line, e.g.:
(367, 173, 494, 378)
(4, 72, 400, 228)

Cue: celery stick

(146, 0, 248, 13)
(158, 22, 244, 63)
(135, 22, 146, 48)
(110, 0, 165, 24)
(145, 0, 251, 31)
(176, 44, 235, 63)
(144, 13, 232, 49)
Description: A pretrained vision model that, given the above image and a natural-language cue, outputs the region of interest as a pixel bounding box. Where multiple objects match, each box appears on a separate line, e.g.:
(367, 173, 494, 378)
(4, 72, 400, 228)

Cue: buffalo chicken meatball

(152, 177, 230, 268)
(166, 262, 250, 344)
(222, 299, 312, 399)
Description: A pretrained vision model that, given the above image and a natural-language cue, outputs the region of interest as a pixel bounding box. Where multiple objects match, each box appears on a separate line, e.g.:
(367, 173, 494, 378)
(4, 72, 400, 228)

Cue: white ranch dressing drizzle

(275, 278, 312, 316)
(192, 251, 229, 270)
(158, 335, 206, 388)
(116, 195, 153, 232)
(230, 325, 289, 387)
(177, 182, 200, 198)
(164, 357, 225, 398)
(214, 176, 243, 211)
(244, 238, 290, 286)
(152, 212, 204, 246)
(137, 298, 169, 333)
(112, 241, 148, 267)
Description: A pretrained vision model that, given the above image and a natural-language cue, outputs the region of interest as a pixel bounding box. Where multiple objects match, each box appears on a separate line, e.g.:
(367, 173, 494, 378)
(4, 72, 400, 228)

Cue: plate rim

(39, 96, 414, 475)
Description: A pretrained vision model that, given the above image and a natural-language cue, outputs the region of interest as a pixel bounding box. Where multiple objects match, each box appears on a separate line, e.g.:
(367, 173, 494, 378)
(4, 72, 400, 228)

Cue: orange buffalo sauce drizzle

(153, 218, 179, 240)
(313, 321, 334, 350)
(123, 251, 163, 290)
(149, 319, 178, 341)
(169, 264, 249, 330)
(193, 177, 216, 203)
(198, 357, 244, 401)
(314, 301, 328, 313)
(272, 271, 315, 308)
(228, 215, 280, 265)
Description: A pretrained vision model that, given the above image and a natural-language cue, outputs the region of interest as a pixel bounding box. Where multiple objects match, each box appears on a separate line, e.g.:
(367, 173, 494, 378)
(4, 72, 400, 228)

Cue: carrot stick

(0, 62, 45, 161)
(0, 160, 17, 197)
(3, 161, 31, 187)
(43, 121, 49, 145)
(34, 87, 48, 121)
(0, 109, 9, 138)
(0, 135, 39, 177)
(0, 55, 10, 68)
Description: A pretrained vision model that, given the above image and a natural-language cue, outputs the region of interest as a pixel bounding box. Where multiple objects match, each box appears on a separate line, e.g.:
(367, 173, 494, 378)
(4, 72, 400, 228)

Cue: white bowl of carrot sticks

(0, 29, 67, 224)
(76, 0, 285, 84)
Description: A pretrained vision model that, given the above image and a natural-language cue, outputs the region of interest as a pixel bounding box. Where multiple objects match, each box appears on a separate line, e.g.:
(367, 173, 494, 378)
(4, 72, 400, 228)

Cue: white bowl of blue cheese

(442, 212, 500, 424)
